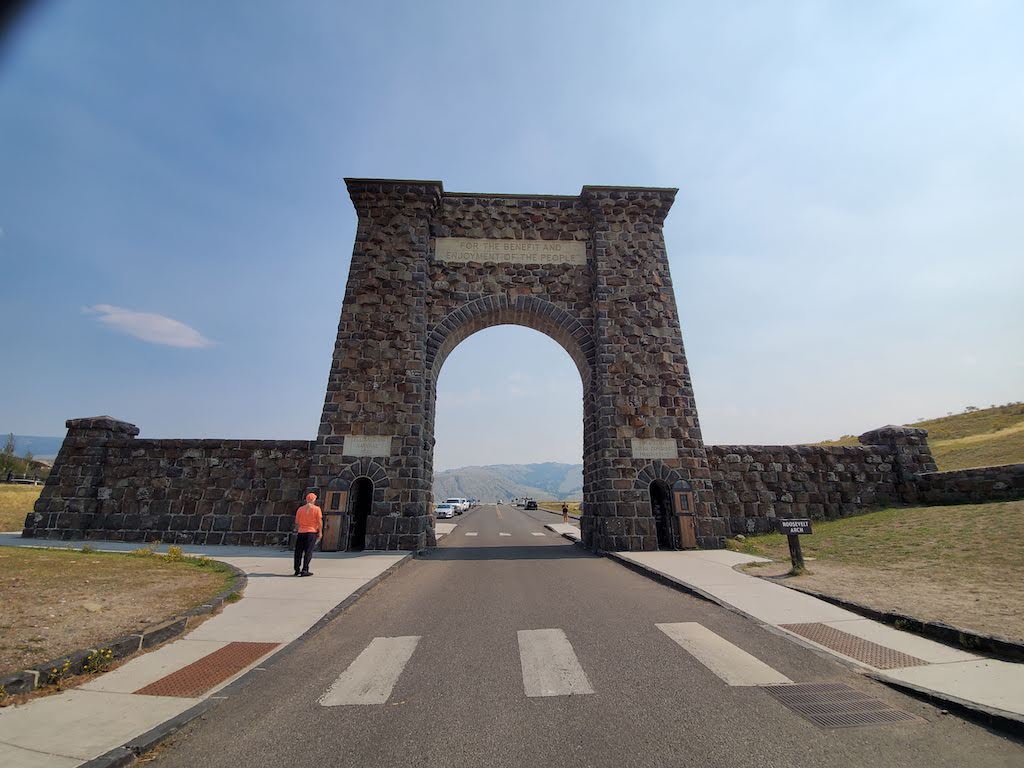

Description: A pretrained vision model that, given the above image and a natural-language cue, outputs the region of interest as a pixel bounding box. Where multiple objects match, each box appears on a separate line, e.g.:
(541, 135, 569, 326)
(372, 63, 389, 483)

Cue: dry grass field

(815, 402, 1024, 470)
(0, 485, 41, 532)
(0, 546, 235, 676)
(538, 501, 581, 517)
(731, 500, 1024, 642)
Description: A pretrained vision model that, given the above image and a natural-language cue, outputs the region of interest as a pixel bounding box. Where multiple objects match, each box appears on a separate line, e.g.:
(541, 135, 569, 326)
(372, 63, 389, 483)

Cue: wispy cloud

(83, 304, 214, 348)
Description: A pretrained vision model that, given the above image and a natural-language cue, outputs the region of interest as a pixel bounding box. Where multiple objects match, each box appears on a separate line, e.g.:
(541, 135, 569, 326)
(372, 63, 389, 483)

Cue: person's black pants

(294, 532, 317, 574)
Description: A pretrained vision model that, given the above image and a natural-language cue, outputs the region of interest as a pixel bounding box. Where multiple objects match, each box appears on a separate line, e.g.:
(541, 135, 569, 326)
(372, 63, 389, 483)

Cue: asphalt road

(150, 504, 1021, 768)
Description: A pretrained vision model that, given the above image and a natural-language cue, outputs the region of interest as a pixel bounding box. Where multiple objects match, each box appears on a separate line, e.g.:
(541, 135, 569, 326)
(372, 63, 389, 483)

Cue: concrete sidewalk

(0, 535, 409, 768)
(612, 549, 1024, 727)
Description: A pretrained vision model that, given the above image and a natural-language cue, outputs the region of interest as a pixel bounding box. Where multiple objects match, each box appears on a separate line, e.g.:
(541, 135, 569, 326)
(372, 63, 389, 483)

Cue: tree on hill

(1, 433, 46, 481)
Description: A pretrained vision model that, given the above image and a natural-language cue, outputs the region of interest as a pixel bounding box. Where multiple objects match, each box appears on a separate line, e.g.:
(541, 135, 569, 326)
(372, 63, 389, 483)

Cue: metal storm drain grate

(779, 623, 928, 669)
(135, 641, 279, 698)
(763, 682, 921, 728)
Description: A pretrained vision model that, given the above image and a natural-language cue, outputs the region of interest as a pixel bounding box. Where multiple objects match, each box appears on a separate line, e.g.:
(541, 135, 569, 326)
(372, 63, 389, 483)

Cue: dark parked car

(525, 500, 538, 510)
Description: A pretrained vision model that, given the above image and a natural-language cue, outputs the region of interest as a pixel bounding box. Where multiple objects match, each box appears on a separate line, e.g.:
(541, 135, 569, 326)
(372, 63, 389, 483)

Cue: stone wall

(917, 464, 1024, 505)
(26, 417, 311, 545)
(708, 426, 1024, 535)
(708, 426, 938, 535)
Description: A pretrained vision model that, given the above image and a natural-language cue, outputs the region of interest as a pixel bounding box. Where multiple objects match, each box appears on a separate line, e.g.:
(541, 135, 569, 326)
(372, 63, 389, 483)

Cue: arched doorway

(649, 480, 674, 550)
(348, 477, 373, 551)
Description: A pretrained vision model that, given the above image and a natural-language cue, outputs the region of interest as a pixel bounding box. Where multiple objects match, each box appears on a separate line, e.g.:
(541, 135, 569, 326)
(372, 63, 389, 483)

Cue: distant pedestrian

(561, 502, 569, 525)
(294, 493, 323, 577)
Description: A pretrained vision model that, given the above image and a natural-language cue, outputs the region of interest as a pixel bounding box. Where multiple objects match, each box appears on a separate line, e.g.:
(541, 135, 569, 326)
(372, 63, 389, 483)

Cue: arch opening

(649, 480, 674, 550)
(429, 322, 589, 520)
(348, 477, 373, 551)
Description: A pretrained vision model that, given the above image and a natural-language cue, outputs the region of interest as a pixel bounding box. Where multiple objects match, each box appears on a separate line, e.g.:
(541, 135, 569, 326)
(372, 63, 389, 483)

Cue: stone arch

(309, 178, 724, 552)
(634, 463, 690, 490)
(328, 458, 391, 491)
(424, 295, 595, 388)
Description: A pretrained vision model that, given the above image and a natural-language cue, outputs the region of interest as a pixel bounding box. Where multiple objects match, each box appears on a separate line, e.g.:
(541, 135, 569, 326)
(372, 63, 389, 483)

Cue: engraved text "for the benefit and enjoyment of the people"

(434, 237, 587, 265)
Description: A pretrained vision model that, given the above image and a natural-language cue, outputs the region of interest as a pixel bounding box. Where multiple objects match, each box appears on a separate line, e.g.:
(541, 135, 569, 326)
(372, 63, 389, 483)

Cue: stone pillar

(310, 179, 442, 551)
(26, 416, 140, 539)
(581, 187, 722, 550)
(858, 425, 937, 504)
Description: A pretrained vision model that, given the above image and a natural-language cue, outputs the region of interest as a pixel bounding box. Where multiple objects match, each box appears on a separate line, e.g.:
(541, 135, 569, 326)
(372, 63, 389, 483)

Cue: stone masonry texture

(312, 180, 723, 551)
(26, 417, 311, 545)
(25, 183, 1024, 550)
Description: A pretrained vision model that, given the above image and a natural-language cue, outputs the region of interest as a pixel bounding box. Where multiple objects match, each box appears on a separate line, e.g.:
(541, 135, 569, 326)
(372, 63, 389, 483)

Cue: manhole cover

(763, 682, 922, 728)
(779, 623, 928, 669)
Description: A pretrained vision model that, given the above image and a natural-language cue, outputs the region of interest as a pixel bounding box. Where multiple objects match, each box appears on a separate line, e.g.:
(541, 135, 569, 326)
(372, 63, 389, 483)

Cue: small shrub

(130, 546, 156, 557)
(84, 648, 114, 675)
(164, 546, 185, 562)
(80, 543, 96, 554)
(0, 684, 7, 701)
(46, 658, 72, 688)
(194, 555, 212, 568)
(224, 591, 241, 603)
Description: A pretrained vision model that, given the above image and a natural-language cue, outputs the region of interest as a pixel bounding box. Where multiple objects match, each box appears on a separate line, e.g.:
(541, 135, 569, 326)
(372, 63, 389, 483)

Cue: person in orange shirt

(294, 492, 323, 577)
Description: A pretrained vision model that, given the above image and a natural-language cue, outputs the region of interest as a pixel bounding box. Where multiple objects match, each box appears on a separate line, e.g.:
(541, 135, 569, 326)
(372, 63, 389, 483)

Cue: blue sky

(1, 1, 1021, 470)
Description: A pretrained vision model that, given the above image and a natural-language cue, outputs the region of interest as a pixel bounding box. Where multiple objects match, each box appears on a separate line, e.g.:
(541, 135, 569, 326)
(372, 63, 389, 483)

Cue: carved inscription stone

(631, 438, 679, 460)
(435, 237, 587, 265)
(342, 435, 393, 457)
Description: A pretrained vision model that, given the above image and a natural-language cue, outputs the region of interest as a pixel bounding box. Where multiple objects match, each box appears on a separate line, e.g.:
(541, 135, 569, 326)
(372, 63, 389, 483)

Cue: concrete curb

(604, 551, 1024, 738)
(0, 559, 247, 696)
(78, 552, 413, 768)
(758, 577, 1024, 664)
(866, 672, 1024, 738)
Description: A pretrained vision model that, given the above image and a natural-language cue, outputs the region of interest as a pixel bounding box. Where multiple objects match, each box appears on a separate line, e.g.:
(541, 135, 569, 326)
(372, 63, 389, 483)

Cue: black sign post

(776, 518, 812, 573)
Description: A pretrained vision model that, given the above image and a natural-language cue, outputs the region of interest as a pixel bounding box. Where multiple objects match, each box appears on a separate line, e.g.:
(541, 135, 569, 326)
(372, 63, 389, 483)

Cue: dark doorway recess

(650, 481, 674, 550)
(349, 477, 373, 551)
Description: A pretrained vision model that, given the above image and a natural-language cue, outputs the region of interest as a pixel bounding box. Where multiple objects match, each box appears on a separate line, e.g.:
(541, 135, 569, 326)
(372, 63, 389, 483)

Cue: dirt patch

(744, 559, 1023, 643)
(733, 500, 1024, 643)
(0, 546, 235, 675)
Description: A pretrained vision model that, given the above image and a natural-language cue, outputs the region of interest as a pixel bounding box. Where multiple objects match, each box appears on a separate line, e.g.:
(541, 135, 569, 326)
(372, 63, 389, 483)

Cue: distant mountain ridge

(2, 435, 64, 460)
(433, 462, 582, 503)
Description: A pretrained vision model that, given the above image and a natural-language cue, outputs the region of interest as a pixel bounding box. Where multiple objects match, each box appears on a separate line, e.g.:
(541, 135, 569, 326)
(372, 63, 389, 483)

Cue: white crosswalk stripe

(530, 532, 546, 536)
(657, 623, 791, 686)
(464, 532, 478, 536)
(517, 629, 595, 697)
(319, 636, 420, 706)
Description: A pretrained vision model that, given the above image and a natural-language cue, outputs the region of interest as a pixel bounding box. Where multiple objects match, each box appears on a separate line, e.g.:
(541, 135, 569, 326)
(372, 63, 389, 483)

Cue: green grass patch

(0, 485, 42, 532)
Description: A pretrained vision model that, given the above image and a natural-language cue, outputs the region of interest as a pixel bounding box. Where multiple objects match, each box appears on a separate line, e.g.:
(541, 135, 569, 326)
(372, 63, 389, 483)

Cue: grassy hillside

(814, 402, 1024, 471)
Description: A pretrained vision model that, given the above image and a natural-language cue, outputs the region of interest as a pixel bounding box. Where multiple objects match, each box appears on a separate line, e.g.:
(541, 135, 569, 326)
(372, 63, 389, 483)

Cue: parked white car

(434, 503, 456, 519)
(443, 497, 469, 515)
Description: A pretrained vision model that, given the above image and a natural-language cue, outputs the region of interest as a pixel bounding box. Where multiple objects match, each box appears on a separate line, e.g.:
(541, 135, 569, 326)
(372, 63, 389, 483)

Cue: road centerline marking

(319, 636, 420, 706)
(465, 532, 478, 536)
(517, 629, 594, 697)
(657, 623, 791, 686)
(499, 532, 512, 536)
(530, 532, 546, 536)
